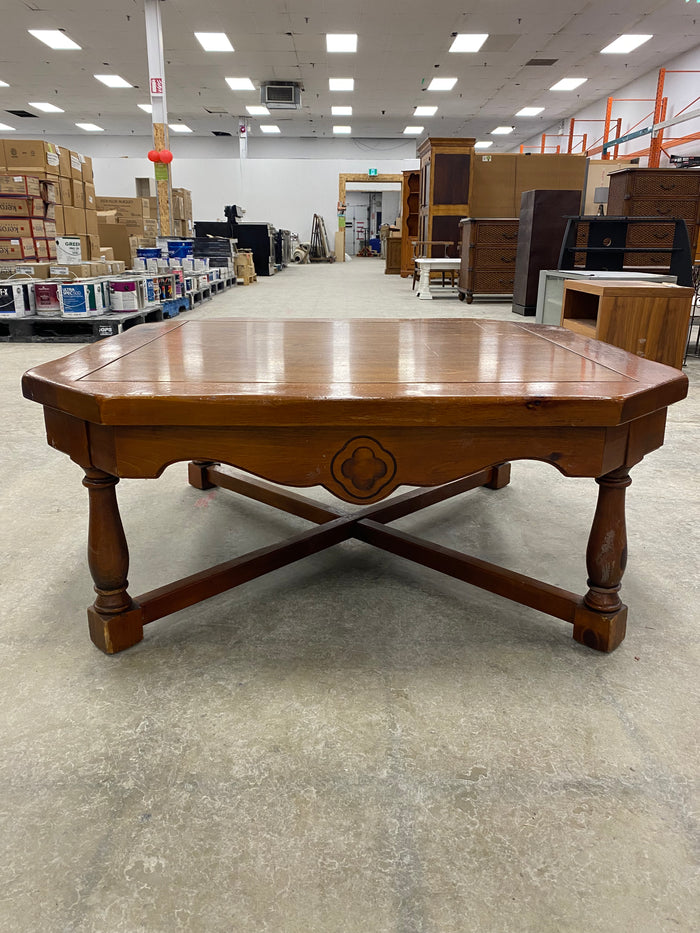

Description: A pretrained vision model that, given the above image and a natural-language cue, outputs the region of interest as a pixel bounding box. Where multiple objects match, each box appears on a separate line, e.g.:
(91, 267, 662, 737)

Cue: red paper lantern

(159, 149, 173, 164)
(147, 149, 161, 162)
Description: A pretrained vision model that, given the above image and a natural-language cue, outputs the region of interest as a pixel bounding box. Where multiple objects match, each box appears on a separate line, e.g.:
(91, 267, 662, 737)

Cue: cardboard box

(84, 209, 98, 236)
(56, 145, 71, 177)
(54, 205, 65, 236)
(58, 176, 72, 206)
(46, 238, 57, 260)
(81, 154, 93, 184)
(143, 218, 158, 236)
(4, 140, 60, 176)
(50, 262, 92, 278)
(0, 218, 44, 238)
(34, 238, 49, 261)
(44, 218, 56, 238)
(79, 236, 91, 261)
(56, 236, 82, 263)
(0, 175, 42, 197)
(63, 205, 87, 236)
(84, 182, 96, 210)
(0, 238, 36, 260)
(99, 246, 115, 262)
(70, 151, 82, 181)
(0, 140, 6, 173)
(71, 179, 85, 209)
(0, 196, 47, 218)
(97, 223, 132, 264)
(96, 196, 149, 218)
(40, 179, 57, 204)
(44, 202, 55, 221)
(97, 209, 117, 223)
(86, 234, 101, 259)
(15, 262, 51, 279)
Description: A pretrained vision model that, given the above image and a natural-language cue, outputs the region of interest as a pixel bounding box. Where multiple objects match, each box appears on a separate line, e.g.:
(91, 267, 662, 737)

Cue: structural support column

(144, 0, 172, 235)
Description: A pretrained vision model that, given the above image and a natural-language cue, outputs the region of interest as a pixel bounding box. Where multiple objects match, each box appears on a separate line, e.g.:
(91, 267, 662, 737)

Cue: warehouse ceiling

(0, 0, 698, 148)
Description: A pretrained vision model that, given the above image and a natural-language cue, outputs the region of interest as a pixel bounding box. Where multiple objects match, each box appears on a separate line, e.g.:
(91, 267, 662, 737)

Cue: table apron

(45, 415, 668, 504)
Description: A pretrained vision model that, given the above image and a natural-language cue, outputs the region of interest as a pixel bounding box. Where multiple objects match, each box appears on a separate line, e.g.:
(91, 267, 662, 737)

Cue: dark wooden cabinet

(512, 189, 582, 316)
(458, 218, 519, 303)
(606, 168, 700, 263)
(385, 235, 402, 275)
(400, 170, 420, 277)
(418, 137, 475, 257)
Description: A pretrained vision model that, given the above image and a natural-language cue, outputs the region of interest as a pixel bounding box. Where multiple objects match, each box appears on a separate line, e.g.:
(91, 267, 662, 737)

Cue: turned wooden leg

(188, 459, 219, 490)
(82, 468, 143, 654)
(573, 466, 631, 652)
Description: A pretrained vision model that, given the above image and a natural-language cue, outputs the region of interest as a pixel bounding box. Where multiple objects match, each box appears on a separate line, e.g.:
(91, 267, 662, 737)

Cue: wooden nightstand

(560, 279, 694, 369)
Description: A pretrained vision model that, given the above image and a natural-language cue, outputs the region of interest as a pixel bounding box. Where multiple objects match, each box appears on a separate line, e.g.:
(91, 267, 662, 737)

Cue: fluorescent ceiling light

(169, 124, 192, 133)
(403, 126, 424, 135)
(550, 77, 587, 91)
(29, 101, 64, 113)
(94, 74, 132, 88)
(75, 123, 103, 132)
(491, 126, 514, 134)
(28, 29, 81, 50)
(449, 34, 488, 53)
(414, 106, 437, 116)
(329, 78, 354, 91)
(516, 106, 544, 116)
(0, 80, 9, 88)
(333, 125, 352, 134)
(428, 77, 457, 91)
(600, 34, 652, 54)
(0, 123, 15, 131)
(474, 141, 493, 149)
(246, 105, 269, 116)
(138, 103, 152, 113)
(326, 34, 357, 53)
(226, 77, 255, 90)
(260, 125, 281, 133)
(332, 105, 352, 115)
(195, 32, 234, 52)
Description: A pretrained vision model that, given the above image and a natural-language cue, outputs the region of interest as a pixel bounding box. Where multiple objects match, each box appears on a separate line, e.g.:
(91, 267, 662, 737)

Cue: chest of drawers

(458, 218, 519, 303)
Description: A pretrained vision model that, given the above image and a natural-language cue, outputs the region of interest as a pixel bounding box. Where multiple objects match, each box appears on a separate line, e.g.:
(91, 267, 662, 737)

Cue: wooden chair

(410, 240, 460, 290)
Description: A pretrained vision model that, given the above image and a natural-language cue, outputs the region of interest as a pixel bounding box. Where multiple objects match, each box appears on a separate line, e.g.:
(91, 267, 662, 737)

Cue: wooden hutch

(417, 136, 475, 257)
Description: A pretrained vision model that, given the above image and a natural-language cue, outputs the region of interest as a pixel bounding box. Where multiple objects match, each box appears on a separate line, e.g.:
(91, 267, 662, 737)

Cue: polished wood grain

(22, 318, 688, 656)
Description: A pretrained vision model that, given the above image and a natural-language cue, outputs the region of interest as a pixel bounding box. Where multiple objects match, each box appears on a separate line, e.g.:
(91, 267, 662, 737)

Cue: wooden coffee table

(22, 318, 688, 655)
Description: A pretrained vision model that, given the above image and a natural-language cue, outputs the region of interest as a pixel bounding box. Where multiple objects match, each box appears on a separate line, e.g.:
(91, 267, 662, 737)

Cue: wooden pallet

(236, 272, 258, 285)
(0, 307, 166, 343)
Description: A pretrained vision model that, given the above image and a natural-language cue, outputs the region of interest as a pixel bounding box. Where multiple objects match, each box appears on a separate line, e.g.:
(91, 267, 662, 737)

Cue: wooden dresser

(399, 170, 420, 277)
(606, 168, 700, 265)
(458, 218, 519, 303)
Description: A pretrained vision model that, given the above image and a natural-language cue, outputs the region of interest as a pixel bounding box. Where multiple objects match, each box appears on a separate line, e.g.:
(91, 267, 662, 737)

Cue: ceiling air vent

(211, 131, 232, 136)
(525, 59, 558, 66)
(204, 107, 228, 114)
(6, 110, 39, 118)
(261, 82, 301, 110)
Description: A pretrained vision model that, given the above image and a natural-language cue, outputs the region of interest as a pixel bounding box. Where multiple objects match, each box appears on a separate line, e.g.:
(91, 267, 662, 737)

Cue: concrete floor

(1, 259, 698, 932)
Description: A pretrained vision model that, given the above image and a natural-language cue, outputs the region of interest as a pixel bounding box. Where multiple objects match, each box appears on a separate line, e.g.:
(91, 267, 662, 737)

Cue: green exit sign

(368, 168, 378, 176)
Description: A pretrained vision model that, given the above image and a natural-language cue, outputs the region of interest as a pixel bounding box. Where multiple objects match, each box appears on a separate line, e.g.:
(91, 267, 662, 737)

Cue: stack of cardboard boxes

(0, 174, 56, 263)
(170, 188, 193, 237)
(0, 138, 100, 267)
(97, 196, 159, 267)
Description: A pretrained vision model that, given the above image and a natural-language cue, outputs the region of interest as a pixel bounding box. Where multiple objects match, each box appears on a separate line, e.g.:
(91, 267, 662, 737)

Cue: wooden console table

(22, 319, 688, 655)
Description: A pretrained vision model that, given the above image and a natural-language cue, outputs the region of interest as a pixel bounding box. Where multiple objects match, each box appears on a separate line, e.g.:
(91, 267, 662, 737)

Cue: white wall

(520, 44, 700, 162)
(38, 134, 419, 241)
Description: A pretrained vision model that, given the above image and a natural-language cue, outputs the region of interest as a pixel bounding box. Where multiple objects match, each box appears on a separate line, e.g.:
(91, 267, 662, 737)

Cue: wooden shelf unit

(400, 170, 420, 277)
(560, 279, 694, 369)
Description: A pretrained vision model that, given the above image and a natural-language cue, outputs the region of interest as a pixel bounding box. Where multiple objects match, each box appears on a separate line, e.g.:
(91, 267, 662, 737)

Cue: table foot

(87, 603, 144, 654)
(485, 461, 511, 489)
(188, 460, 219, 489)
(572, 602, 627, 652)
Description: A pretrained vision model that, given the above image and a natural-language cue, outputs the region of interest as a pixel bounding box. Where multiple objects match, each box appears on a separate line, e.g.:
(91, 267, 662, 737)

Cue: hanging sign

(154, 162, 169, 181)
(368, 168, 378, 176)
(150, 77, 164, 96)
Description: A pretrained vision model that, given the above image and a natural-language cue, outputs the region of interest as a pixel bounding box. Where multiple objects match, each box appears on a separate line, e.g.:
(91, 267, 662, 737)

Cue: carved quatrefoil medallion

(330, 436, 397, 500)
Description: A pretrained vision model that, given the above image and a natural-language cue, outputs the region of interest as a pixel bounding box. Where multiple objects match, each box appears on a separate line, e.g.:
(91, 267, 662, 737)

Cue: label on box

(56, 236, 82, 264)
(47, 152, 60, 167)
(70, 154, 81, 171)
(51, 265, 69, 276)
